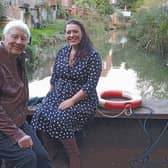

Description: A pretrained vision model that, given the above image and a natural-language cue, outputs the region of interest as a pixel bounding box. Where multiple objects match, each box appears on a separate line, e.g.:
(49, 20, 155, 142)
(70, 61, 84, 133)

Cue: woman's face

(65, 23, 82, 47)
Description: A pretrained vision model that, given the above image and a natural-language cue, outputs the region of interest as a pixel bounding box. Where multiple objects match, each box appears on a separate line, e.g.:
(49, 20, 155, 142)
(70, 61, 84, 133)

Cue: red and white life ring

(98, 90, 142, 110)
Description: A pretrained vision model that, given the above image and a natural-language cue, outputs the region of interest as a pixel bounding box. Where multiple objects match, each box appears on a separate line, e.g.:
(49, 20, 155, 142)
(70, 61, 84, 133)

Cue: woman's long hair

(64, 19, 93, 57)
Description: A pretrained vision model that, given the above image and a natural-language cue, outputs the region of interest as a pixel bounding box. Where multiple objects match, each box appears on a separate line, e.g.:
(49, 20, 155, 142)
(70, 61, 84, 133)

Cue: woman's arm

(58, 89, 87, 110)
(71, 89, 87, 104)
(81, 50, 102, 96)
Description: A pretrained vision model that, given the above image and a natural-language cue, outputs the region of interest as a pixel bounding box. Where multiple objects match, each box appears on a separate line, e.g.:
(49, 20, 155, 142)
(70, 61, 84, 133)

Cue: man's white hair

(3, 20, 31, 42)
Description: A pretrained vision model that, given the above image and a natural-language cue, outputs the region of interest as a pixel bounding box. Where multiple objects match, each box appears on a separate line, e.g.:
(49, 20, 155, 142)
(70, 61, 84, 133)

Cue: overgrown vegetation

(0, 1, 4, 18)
(117, 0, 140, 10)
(30, 19, 65, 45)
(128, 4, 168, 59)
(25, 19, 66, 77)
(142, 0, 164, 7)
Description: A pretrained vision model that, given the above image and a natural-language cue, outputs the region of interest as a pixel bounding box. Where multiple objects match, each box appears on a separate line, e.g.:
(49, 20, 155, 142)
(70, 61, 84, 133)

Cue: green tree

(95, 0, 114, 15)
(74, 0, 96, 8)
(74, 0, 114, 15)
(0, 1, 4, 19)
(128, 5, 168, 58)
(117, 0, 140, 10)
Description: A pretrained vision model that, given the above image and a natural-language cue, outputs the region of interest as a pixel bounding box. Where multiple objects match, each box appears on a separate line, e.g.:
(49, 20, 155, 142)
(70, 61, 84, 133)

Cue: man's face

(2, 27, 28, 55)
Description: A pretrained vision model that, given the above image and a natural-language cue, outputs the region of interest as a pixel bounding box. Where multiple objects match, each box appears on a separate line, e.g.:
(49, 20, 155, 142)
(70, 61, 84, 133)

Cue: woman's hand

(58, 89, 86, 110)
(58, 98, 75, 110)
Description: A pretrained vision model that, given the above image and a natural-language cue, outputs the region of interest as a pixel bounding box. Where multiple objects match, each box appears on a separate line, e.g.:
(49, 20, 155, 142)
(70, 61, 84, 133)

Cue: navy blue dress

(31, 45, 102, 139)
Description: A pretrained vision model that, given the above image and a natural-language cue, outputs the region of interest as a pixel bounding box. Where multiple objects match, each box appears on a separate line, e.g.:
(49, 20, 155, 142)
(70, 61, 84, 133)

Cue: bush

(128, 5, 168, 58)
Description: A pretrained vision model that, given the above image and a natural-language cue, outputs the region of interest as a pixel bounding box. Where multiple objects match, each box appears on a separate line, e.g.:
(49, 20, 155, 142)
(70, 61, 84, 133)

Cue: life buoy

(98, 90, 142, 110)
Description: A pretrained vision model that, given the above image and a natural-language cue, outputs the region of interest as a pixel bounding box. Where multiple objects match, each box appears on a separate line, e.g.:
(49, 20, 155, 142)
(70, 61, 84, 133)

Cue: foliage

(128, 5, 168, 59)
(73, 0, 115, 15)
(74, 0, 96, 8)
(0, 1, 4, 18)
(95, 0, 115, 15)
(56, 6, 69, 19)
(30, 19, 66, 45)
(131, 0, 144, 11)
(131, 0, 166, 11)
(25, 45, 40, 80)
(23, 19, 66, 79)
(117, 0, 140, 10)
(142, 0, 164, 7)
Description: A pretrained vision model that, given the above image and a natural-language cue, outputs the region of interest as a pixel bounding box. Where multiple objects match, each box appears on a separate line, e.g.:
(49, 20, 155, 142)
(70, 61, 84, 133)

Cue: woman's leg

(61, 137, 80, 168)
(38, 130, 58, 162)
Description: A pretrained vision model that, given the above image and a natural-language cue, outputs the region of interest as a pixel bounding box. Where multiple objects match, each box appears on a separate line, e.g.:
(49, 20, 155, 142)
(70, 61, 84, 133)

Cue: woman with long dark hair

(31, 19, 102, 168)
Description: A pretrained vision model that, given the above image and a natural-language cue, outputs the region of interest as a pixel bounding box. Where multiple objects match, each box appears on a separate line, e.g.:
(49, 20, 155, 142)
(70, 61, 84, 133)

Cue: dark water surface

(28, 30, 168, 100)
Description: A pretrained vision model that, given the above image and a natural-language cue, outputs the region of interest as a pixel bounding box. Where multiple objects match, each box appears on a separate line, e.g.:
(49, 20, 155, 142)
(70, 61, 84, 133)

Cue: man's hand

(18, 135, 33, 148)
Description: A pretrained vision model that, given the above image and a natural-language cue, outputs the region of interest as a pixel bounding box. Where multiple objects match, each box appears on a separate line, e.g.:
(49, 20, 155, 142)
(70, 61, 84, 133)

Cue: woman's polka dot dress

(31, 45, 102, 140)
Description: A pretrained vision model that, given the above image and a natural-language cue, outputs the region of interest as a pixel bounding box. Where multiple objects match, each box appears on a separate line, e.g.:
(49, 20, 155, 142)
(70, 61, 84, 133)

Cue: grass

(30, 19, 66, 45)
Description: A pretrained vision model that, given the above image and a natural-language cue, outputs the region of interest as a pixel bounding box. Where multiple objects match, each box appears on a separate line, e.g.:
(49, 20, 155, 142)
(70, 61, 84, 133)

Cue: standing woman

(31, 19, 102, 168)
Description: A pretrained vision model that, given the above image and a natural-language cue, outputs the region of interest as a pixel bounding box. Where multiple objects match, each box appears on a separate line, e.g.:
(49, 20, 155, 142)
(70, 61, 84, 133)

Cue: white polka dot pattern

(31, 45, 102, 139)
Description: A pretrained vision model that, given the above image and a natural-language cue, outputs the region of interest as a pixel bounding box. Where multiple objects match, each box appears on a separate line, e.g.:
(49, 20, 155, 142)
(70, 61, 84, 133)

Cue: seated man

(0, 20, 53, 168)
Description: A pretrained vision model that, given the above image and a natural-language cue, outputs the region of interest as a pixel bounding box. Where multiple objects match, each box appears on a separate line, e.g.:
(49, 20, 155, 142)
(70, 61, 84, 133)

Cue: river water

(28, 30, 168, 100)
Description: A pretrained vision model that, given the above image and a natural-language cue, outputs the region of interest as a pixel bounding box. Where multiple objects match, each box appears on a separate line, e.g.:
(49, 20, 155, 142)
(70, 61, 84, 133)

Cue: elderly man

(0, 20, 53, 168)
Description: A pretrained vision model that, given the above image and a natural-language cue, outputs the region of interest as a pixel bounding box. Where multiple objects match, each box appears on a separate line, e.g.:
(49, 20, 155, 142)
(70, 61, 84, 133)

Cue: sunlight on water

(97, 63, 140, 96)
(28, 30, 168, 99)
(29, 76, 51, 98)
(28, 47, 141, 98)
(97, 48, 141, 96)
(29, 61, 141, 98)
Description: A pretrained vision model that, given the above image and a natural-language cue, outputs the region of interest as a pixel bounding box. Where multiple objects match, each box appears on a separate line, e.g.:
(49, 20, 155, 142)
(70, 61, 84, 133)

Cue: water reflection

(109, 30, 168, 99)
(28, 30, 168, 99)
(97, 49, 140, 96)
(98, 30, 140, 95)
(101, 49, 112, 77)
(109, 30, 128, 48)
